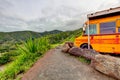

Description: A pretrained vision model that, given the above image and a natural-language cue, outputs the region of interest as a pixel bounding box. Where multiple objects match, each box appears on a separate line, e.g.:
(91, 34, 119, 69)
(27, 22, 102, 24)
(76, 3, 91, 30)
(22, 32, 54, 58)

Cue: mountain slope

(0, 30, 62, 43)
(0, 28, 82, 44)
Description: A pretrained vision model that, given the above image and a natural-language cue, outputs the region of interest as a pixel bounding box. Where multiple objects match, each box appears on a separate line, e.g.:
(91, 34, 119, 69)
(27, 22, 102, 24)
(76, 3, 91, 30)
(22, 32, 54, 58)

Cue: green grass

(17, 37, 50, 54)
(0, 51, 19, 66)
(0, 37, 51, 80)
(78, 56, 91, 64)
(0, 28, 83, 80)
(0, 53, 12, 66)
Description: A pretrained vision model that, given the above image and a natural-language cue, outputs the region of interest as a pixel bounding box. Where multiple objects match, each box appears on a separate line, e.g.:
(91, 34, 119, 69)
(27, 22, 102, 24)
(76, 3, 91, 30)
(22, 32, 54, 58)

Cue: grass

(0, 50, 19, 66)
(78, 56, 91, 64)
(0, 37, 51, 80)
(0, 29, 83, 80)
(0, 53, 11, 66)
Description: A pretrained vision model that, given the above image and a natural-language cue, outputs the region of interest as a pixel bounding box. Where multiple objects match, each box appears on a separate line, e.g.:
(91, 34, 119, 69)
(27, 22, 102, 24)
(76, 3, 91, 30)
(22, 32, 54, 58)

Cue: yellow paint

(116, 19, 120, 27)
(74, 15, 120, 54)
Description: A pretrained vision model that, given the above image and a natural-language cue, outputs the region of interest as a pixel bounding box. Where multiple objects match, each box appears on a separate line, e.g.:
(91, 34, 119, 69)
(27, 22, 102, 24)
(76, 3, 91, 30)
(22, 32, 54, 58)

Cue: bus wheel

(80, 44, 92, 49)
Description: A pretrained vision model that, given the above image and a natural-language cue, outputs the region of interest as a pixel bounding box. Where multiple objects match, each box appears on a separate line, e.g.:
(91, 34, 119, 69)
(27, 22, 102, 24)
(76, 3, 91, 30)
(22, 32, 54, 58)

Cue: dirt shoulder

(22, 47, 116, 80)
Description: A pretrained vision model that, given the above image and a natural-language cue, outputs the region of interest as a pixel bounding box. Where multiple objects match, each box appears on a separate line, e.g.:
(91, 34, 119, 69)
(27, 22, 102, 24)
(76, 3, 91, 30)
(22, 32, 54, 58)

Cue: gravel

(22, 48, 116, 80)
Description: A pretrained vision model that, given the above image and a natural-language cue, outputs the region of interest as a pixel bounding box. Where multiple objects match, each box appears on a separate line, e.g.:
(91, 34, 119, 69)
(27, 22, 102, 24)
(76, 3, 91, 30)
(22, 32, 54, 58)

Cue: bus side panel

(91, 34, 120, 54)
(74, 35, 88, 47)
(90, 35, 101, 52)
(75, 35, 102, 52)
(99, 34, 120, 54)
(75, 34, 120, 54)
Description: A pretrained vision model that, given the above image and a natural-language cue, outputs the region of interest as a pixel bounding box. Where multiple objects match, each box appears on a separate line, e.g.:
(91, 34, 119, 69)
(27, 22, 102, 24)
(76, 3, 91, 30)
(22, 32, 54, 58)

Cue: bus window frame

(116, 19, 120, 28)
(84, 24, 97, 35)
(100, 21, 116, 34)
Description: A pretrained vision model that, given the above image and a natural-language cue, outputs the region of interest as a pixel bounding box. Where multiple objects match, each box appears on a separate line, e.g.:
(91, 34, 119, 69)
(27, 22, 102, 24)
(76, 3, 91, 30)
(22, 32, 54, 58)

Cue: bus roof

(88, 6, 120, 20)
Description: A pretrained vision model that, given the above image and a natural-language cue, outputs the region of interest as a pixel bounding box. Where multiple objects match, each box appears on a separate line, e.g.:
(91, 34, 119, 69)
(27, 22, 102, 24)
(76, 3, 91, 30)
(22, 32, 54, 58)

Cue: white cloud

(97, 0, 120, 11)
(0, 0, 120, 32)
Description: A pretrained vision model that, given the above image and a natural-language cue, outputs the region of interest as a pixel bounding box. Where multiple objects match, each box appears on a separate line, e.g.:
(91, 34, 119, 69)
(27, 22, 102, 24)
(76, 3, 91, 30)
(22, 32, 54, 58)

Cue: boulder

(68, 47, 98, 60)
(62, 44, 120, 79)
(68, 47, 84, 56)
(64, 42, 74, 48)
(91, 54, 120, 80)
(61, 43, 70, 53)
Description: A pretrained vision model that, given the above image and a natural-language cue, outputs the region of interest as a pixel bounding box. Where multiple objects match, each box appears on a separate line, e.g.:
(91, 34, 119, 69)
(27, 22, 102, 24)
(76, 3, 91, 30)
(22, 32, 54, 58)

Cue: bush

(0, 51, 19, 65)
(0, 37, 51, 79)
(18, 37, 50, 54)
(0, 53, 11, 65)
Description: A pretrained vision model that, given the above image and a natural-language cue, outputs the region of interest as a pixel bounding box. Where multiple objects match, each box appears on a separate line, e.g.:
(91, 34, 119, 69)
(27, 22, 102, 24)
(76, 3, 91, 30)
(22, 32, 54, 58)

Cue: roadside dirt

(0, 65, 5, 71)
(22, 47, 116, 80)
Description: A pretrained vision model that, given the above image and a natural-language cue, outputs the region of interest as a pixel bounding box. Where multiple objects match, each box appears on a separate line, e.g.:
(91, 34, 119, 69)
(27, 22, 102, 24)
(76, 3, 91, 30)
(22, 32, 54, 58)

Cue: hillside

(0, 30, 62, 43)
(40, 30, 62, 36)
(47, 28, 83, 44)
(0, 28, 83, 79)
(0, 28, 82, 53)
(0, 28, 82, 44)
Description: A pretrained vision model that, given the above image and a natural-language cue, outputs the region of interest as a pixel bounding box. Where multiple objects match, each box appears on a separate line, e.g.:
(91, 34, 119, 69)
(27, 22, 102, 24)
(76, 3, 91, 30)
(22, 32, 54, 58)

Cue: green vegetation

(0, 30, 62, 44)
(17, 38, 50, 54)
(0, 37, 51, 80)
(0, 53, 11, 65)
(0, 51, 19, 65)
(48, 29, 82, 44)
(78, 56, 91, 64)
(0, 28, 83, 80)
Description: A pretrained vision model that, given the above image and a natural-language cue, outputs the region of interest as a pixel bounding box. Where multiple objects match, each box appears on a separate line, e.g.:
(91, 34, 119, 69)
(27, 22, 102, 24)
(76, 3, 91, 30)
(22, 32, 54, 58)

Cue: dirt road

(22, 47, 116, 80)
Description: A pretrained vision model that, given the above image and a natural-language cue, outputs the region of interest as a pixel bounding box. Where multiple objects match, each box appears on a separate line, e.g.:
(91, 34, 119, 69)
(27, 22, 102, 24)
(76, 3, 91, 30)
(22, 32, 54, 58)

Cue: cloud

(97, 0, 120, 10)
(0, 0, 120, 32)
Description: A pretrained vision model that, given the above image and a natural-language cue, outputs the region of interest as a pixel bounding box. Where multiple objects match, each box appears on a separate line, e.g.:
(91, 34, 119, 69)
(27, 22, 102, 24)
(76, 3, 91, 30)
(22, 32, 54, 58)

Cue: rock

(61, 42, 74, 53)
(68, 47, 84, 57)
(62, 44, 120, 79)
(68, 47, 98, 60)
(91, 54, 120, 80)
(66, 42, 74, 48)
(62, 43, 70, 53)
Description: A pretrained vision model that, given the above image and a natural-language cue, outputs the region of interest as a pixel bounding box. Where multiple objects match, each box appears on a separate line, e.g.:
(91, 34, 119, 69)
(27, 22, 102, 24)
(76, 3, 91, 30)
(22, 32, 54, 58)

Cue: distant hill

(0, 28, 83, 44)
(40, 30, 62, 36)
(47, 28, 83, 44)
(0, 30, 62, 43)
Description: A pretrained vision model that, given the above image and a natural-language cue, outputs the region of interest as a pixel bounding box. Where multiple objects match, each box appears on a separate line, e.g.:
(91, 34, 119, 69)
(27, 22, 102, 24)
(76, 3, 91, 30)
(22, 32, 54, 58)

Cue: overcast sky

(0, 0, 120, 32)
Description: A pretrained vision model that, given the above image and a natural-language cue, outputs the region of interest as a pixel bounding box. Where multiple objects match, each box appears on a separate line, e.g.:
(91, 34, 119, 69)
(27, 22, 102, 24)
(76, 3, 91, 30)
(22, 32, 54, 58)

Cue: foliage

(48, 28, 82, 44)
(65, 29, 83, 42)
(0, 53, 11, 65)
(0, 30, 62, 44)
(0, 28, 83, 79)
(0, 31, 41, 43)
(0, 40, 17, 53)
(0, 37, 51, 80)
(78, 56, 91, 64)
(17, 37, 50, 54)
(0, 51, 19, 65)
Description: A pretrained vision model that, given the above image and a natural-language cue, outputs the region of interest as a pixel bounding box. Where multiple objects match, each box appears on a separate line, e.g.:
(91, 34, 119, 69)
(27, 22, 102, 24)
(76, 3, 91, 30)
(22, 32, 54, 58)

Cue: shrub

(0, 51, 19, 65)
(0, 37, 51, 79)
(0, 53, 11, 65)
(18, 37, 50, 54)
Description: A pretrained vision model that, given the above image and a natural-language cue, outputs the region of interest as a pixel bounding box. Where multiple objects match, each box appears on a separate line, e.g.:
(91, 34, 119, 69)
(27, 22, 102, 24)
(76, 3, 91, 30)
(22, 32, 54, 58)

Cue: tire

(80, 44, 92, 49)
(81, 44, 88, 49)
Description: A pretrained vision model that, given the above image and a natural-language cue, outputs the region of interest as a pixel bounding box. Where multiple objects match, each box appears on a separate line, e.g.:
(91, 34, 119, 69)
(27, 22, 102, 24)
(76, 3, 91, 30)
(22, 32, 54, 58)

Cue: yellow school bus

(74, 7, 120, 54)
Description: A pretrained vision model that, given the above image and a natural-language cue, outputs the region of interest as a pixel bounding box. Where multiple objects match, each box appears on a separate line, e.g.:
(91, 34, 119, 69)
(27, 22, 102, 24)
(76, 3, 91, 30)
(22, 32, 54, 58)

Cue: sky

(0, 0, 120, 32)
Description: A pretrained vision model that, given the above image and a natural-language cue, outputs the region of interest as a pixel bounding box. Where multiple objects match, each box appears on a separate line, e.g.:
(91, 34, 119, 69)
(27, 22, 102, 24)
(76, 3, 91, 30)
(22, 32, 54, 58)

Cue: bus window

(100, 22, 116, 34)
(85, 27, 88, 34)
(85, 24, 97, 35)
(118, 28, 120, 32)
